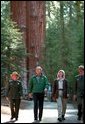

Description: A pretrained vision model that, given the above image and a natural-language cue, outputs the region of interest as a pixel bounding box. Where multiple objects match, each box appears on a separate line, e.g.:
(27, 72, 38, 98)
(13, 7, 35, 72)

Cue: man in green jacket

(29, 66, 49, 122)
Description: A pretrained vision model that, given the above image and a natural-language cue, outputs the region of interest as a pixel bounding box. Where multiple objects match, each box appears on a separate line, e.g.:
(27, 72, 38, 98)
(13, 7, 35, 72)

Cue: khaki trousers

(57, 96, 67, 118)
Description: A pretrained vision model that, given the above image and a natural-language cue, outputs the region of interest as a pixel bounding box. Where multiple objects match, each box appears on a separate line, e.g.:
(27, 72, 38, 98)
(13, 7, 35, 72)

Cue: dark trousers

(78, 103, 82, 118)
(9, 99, 21, 119)
(77, 97, 84, 121)
(33, 93, 44, 120)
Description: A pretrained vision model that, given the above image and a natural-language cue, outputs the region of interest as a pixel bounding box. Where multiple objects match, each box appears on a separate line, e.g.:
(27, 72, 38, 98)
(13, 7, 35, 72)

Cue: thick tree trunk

(10, 1, 45, 91)
(26, 1, 45, 77)
(10, 1, 45, 76)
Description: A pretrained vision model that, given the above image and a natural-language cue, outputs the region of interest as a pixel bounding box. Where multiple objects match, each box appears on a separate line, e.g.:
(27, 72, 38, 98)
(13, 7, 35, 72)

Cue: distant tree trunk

(75, 1, 84, 64)
(75, 1, 81, 24)
(59, 1, 66, 68)
(47, 1, 51, 18)
(69, 1, 72, 25)
(60, 1, 64, 41)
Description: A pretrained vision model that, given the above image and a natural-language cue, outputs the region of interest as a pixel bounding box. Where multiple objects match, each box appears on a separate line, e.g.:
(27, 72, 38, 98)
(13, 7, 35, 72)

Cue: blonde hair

(10, 71, 20, 78)
(36, 66, 42, 71)
(78, 65, 84, 70)
(57, 70, 65, 79)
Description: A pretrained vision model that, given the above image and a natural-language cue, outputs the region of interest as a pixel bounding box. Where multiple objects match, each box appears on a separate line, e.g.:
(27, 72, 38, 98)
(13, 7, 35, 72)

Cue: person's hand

(73, 95, 77, 101)
(6, 97, 9, 101)
(67, 94, 69, 98)
(20, 96, 23, 99)
(52, 94, 57, 102)
(44, 88, 48, 94)
(29, 93, 32, 98)
(52, 97, 55, 101)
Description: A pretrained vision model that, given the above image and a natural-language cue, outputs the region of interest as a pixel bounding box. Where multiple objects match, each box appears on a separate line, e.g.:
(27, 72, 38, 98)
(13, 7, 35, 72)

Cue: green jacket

(6, 80, 23, 100)
(29, 74, 49, 93)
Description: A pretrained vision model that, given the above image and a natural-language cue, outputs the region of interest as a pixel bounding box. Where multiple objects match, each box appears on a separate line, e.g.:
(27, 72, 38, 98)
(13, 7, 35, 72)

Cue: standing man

(28, 66, 49, 122)
(5, 71, 23, 121)
(73, 65, 84, 122)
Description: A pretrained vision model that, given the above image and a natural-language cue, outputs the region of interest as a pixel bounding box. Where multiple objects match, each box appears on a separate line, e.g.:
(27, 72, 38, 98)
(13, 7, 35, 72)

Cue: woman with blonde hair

(52, 70, 69, 122)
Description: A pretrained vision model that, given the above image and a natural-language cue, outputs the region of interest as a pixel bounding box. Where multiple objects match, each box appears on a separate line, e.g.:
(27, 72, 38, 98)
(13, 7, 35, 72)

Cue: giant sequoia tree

(10, 1, 45, 79)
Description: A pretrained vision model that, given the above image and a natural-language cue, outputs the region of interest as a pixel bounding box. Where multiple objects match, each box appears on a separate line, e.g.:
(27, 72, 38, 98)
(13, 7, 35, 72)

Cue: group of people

(5, 65, 84, 123)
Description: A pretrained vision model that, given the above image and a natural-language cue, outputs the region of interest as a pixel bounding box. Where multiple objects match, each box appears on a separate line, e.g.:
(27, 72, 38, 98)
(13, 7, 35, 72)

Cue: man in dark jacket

(73, 65, 84, 122)
(28, 66, 49, 122)
(6, 71, 23, 121)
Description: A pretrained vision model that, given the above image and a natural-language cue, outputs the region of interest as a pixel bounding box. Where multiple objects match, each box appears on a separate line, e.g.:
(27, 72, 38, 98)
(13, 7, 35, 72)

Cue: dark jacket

(74, 75, 84, 97)
(52, 79, 68, 99)
(5, 80, 23, 100)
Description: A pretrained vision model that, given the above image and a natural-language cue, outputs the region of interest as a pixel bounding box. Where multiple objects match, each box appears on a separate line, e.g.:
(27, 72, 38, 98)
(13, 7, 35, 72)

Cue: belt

(58, 89, 63, 90)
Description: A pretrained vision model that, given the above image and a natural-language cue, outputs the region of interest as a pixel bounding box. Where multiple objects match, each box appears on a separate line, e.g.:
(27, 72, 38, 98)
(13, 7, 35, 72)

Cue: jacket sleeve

(5, 81, 10, 97)
(44, 76, 49, 89)
(52, 80, 57, 97)
(74, 78, 77, 95)
(29, 77, 33, 93)
(19, 81, 23, 96)
(65, 79, 68, 93)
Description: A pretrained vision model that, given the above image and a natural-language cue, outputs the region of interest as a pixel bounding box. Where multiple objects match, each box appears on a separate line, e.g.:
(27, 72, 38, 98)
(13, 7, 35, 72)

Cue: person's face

(78, 68, 84, 75)
(58, 71, 63, 79)
(11, 74, 18, 80)
(35, 68, 42, 76)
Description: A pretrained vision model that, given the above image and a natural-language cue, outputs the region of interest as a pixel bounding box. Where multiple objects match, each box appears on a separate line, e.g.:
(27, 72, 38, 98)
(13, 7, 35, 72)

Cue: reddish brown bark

(10, 1, 45, 79)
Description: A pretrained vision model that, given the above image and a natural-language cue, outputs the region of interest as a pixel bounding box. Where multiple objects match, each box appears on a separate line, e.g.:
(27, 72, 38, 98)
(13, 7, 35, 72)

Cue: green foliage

(42, 1, 84, 88)
(1, 1, 27, 86)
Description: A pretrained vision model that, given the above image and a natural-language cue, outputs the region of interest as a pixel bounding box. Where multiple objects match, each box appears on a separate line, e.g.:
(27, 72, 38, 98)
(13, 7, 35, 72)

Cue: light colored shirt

(36, 76, 40, 83)
(58, 80, 63, 89)
(58, 79, 63, 96)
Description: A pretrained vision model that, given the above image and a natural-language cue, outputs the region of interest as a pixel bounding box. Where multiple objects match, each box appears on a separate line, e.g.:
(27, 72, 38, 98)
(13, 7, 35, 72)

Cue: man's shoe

(15, 118, 18, 121)
(58, 118, 62, 122)
(62, 115, 65, 120)
(78, 117, 81, 120)
(39, 118, 42, 121)
(33, 119, 39, 123)
(10, 117, 14, 120)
